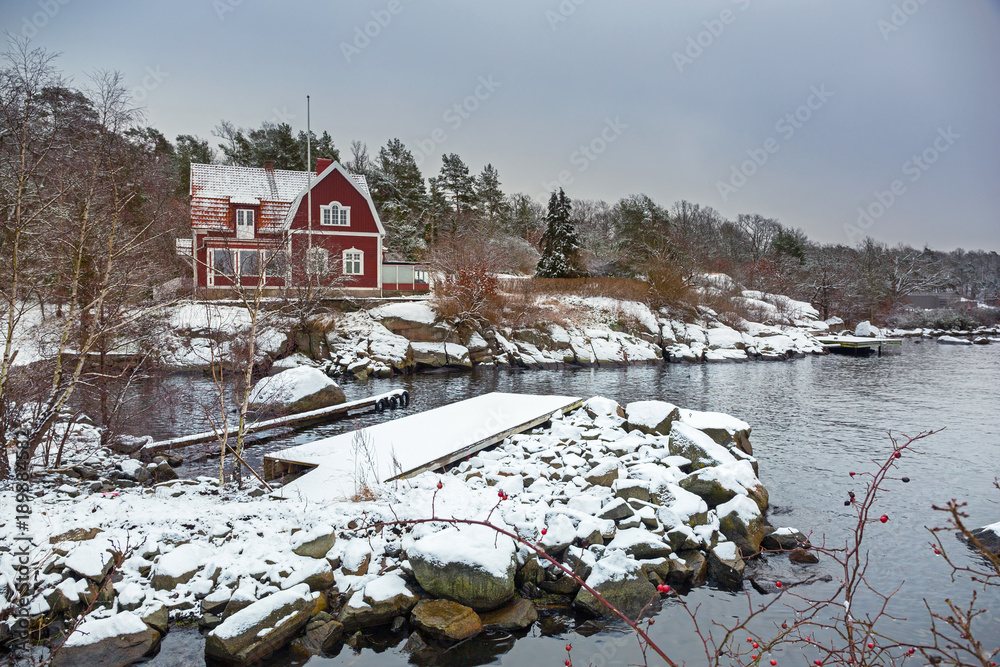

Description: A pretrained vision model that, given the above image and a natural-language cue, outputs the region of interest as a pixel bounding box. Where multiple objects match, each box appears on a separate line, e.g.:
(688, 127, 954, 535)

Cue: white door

(236, 209, 255, 240)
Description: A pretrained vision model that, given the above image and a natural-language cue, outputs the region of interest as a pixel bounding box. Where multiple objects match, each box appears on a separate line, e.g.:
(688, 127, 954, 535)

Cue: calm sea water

(134, 340, 1000, 666)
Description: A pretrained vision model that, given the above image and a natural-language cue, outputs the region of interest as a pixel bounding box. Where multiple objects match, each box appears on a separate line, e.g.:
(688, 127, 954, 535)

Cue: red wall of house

(289, 234, 379, 289)
(288, 168, 380, 234)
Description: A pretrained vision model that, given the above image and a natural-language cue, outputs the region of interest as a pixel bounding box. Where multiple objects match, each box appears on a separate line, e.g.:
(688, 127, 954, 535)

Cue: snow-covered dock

(814, 334, 902, 356)
(142, 389, 409, 456)
(264, 392, 583, 502)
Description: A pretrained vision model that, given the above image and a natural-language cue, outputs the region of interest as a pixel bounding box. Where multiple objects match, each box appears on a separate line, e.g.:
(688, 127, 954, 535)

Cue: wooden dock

(265, 392, 583, 502)
(141, 389, 409, 457)
(815, 335, 902, 356)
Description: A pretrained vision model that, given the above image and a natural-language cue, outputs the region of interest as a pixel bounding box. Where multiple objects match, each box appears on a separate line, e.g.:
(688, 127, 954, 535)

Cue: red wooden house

(177, 158, 428, 296)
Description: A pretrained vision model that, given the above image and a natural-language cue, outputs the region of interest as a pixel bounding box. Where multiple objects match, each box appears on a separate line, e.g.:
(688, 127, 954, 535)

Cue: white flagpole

(307, 95, 312, 251)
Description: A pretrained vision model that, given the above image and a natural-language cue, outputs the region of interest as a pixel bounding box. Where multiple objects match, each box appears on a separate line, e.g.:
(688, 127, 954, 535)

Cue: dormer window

(321, 202, 350, 226)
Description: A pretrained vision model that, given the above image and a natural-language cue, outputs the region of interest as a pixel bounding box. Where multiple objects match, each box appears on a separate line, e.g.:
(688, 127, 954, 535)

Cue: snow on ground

(1, 394, 765, 653)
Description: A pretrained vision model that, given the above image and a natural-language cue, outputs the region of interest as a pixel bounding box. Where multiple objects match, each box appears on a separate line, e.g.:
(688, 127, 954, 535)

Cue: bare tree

(1, 46, 172, 479)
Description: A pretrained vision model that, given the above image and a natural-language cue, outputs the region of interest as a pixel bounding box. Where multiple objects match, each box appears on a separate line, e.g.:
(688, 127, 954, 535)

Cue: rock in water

(248, 366, 345, 414)
(970, 523, 1000, 555)
(573, 550, 657, 618)
(717, 495, 770, 555)
(52, 611, 159, 667)
(411, 599, 483, 641)
(205, 584, 315, 666)
(405, 524, 516, 611)
(479, 598, 538, 631)
(707, 541, 745, 589)
(337, 574, 419, 630)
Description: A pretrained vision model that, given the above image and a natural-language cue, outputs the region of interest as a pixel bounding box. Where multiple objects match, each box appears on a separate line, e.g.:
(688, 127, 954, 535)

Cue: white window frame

(235, 208, 255, 239)
(306, 246, 330, 276)
(320, 202, 350, 227)
(211, 248, 236, 276)
(343, 248, 364, 276)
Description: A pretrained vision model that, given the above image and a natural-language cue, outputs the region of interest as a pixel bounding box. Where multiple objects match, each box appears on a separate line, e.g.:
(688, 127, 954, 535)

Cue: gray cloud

(4, 0, 998, 250)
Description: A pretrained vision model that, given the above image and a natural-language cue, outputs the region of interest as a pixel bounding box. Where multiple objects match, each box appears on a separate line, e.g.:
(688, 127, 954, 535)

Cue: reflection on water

(112, 341, 1000, 666)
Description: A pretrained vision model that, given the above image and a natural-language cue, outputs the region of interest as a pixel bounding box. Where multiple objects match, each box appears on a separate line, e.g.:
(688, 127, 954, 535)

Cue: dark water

(139, 340, 1000, 666)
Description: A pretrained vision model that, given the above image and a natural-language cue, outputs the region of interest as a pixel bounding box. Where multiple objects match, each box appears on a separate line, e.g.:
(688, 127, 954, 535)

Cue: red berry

(775, 581, 782, 588)
(565, 643, 572, 651)
(815, 661, 822, 666)
(894, 451, 901, 458)
(880, 515, 888, 523)
(752, 655, 757, 660)
(908, 648, 915, 655)
(565, 661, 570, 667)
(849, 471, 856, 476)
(747, 638, 753, 643)
(770, 660, 777, 666)
(753, 642, 759, 649)
(867, 642, 875, 649)
(541, 528, 547, 535)
(436, 481, 442, 489)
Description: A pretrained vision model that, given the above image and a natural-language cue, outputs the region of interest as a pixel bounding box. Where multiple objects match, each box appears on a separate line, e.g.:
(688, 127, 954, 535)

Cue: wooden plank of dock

(266, 392, 583, 502)
(142, 389, 408, 457)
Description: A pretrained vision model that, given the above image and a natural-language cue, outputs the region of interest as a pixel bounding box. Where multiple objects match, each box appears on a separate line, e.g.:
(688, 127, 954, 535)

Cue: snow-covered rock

(406, 523, 516, 611)
(248, 366, 345, 413)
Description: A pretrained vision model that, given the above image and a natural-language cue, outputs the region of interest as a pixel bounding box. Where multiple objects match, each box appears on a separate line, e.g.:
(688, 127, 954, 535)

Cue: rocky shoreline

(164, 292, 831, 381)
(2, 395, 817, 666)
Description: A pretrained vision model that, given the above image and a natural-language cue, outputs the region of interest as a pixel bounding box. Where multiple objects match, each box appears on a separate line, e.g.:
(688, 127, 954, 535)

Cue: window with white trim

(212, 249, 236, 276)
(343, 248, 363, 276)
(321, 202, 350, 226)
(306, 247, 329, 276)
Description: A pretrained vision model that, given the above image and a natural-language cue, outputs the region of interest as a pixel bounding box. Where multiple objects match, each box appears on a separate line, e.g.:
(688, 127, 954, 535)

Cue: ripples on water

(135, 341, 999, 666)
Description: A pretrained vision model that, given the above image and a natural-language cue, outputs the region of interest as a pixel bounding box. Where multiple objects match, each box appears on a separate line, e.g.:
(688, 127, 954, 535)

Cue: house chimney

(264, 160, 274, 171)
(316, 157, 333, 175)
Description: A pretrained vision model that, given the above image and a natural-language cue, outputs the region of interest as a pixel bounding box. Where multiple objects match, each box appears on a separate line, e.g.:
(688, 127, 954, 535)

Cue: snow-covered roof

(190, 163, 370, 231)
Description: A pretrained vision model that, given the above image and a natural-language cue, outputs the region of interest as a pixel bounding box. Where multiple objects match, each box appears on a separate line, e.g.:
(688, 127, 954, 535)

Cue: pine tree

(476, 163, 509, 235)
(373, 138, 428, 259)
(436, 153, 479, 236)
(536, 188, 582, 278)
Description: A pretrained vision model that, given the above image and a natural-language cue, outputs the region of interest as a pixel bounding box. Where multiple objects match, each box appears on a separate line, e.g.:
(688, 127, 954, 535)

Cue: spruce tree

(536, 188, 582, 278)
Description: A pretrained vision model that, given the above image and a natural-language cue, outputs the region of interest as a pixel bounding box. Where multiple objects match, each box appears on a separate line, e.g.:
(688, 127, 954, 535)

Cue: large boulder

(410, 342, 472, 368)
(368, 301, 447, 342)
(410, 599, 483, 642)
(365, 323, 413, 371)
(405, 524, 516, 612)
(573, 550, 658, 618)
(248, 366, 345, 414)
(625, 400, 680, 435)
(717, 495, 769, 556)
(52, 611, 159, 667)
(206, 584, 315, 666)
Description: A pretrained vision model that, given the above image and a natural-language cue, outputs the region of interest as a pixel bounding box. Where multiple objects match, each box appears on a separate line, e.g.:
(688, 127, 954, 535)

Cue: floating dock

(141, 389, 409, 458)
(264, 392, 582, 502)
(815, 335, 902, 356)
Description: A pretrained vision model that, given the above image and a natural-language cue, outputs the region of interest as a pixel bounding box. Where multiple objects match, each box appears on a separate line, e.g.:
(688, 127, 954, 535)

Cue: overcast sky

(4, 0, 999, 251)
